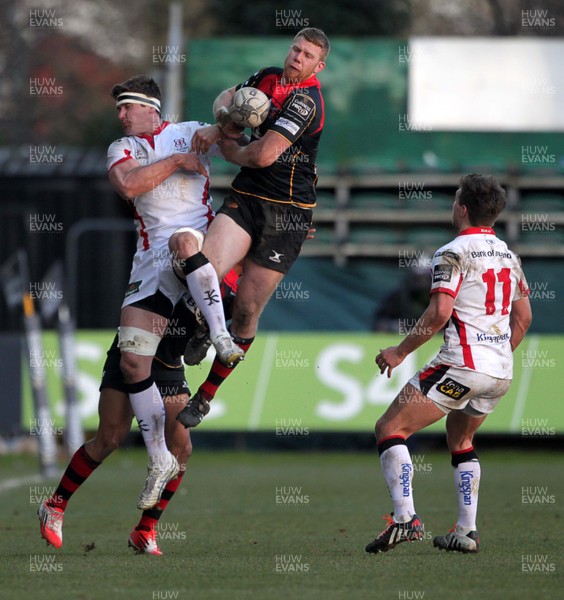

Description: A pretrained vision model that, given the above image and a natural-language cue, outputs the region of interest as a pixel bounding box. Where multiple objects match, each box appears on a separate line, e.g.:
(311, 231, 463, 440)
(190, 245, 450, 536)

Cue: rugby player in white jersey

(365, 174, 532, 555)
(105, 75, 244, 510)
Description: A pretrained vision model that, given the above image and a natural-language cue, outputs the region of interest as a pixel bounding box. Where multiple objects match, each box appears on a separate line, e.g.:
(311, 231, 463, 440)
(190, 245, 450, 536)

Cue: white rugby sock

(184, 261, 229, 342)
(454, 460, 480, 532)
(379, 443, 416, 523)
(129, 382, 169, 458)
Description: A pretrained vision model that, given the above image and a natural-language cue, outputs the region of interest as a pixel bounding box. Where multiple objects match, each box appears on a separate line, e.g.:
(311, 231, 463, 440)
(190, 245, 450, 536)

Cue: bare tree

(1, 0, 177, 145)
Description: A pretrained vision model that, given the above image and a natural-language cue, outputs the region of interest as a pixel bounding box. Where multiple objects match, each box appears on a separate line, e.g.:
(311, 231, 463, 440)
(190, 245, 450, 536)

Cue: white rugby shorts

(121, 239, 193, 311)
(408, 356, 512, 416)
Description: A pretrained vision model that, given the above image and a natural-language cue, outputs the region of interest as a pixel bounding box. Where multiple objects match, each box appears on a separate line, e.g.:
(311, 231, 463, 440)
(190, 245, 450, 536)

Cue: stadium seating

(404, 227, 453, 249)
(348, 192, 399, 210)
(520, 194, 564, 212)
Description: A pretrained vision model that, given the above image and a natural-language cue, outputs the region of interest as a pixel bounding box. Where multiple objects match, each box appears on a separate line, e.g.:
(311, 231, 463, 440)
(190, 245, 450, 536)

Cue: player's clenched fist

(175, 152, 208, 177)
(191, 125, 222, 154)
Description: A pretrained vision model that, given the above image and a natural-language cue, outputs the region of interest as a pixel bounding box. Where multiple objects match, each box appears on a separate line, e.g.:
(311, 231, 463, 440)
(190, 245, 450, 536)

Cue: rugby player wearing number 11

(366, 174, 532, 554)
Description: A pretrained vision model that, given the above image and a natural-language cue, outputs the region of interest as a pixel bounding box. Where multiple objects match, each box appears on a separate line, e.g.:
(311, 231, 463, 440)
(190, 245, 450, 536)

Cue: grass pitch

(1, 448, 562, 600)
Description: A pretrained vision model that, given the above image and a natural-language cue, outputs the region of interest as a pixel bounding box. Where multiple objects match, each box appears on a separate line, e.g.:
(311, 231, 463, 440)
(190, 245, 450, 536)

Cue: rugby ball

(229, 87, 271, 129)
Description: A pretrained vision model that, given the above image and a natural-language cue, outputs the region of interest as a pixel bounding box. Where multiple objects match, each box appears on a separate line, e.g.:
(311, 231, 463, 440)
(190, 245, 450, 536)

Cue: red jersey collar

(136, 121, 170, 147)
(458, 226, 495, 236)
(281, 73, 320, 90)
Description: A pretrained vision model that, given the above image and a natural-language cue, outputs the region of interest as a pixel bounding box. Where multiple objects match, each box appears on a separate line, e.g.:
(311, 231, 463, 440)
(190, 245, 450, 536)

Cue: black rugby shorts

(218, 193, 312, 274)
(99, 334, 190, 398)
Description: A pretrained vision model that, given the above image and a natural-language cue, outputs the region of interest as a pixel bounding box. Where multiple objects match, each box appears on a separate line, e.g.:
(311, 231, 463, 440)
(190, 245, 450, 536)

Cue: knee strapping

(118, 326, 162, 356)
(172, 227, 204, 248)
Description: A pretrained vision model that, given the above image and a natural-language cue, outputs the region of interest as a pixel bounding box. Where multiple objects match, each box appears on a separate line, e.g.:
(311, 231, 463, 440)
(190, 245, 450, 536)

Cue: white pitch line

(509, 335, 539, 432)
(248, 334, 278, 430)
(0, 473, 45, 495)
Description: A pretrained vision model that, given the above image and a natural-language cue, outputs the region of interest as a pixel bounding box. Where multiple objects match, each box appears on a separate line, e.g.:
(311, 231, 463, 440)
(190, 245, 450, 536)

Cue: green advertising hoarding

(23, 332, 561, 434)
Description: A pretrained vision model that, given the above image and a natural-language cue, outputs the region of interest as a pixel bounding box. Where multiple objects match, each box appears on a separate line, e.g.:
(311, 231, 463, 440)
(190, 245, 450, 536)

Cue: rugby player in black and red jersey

(38, 273, 239, 555)
(177, 28, 330, 428)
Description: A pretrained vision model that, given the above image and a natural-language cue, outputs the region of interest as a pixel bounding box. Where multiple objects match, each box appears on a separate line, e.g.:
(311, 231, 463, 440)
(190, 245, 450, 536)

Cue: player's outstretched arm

(218, 130, 291, 168)
(509, 296, 532, 351)
(109, 153, 207, 200)
(375, 292, 454, 378)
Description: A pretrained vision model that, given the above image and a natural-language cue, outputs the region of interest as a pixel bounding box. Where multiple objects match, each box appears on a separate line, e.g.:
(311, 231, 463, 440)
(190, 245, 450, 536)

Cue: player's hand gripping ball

(228, 87, 271, 129)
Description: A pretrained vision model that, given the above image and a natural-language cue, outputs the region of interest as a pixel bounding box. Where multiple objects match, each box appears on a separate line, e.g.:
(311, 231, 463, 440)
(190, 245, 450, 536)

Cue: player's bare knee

(168, 231, 181, 252)
(119, 352, 141, 383)
(169, 228, 204, 261)
(170, 232, 206, 279)
(169, 232, 197, 259)
(102, 431, 125, 454)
